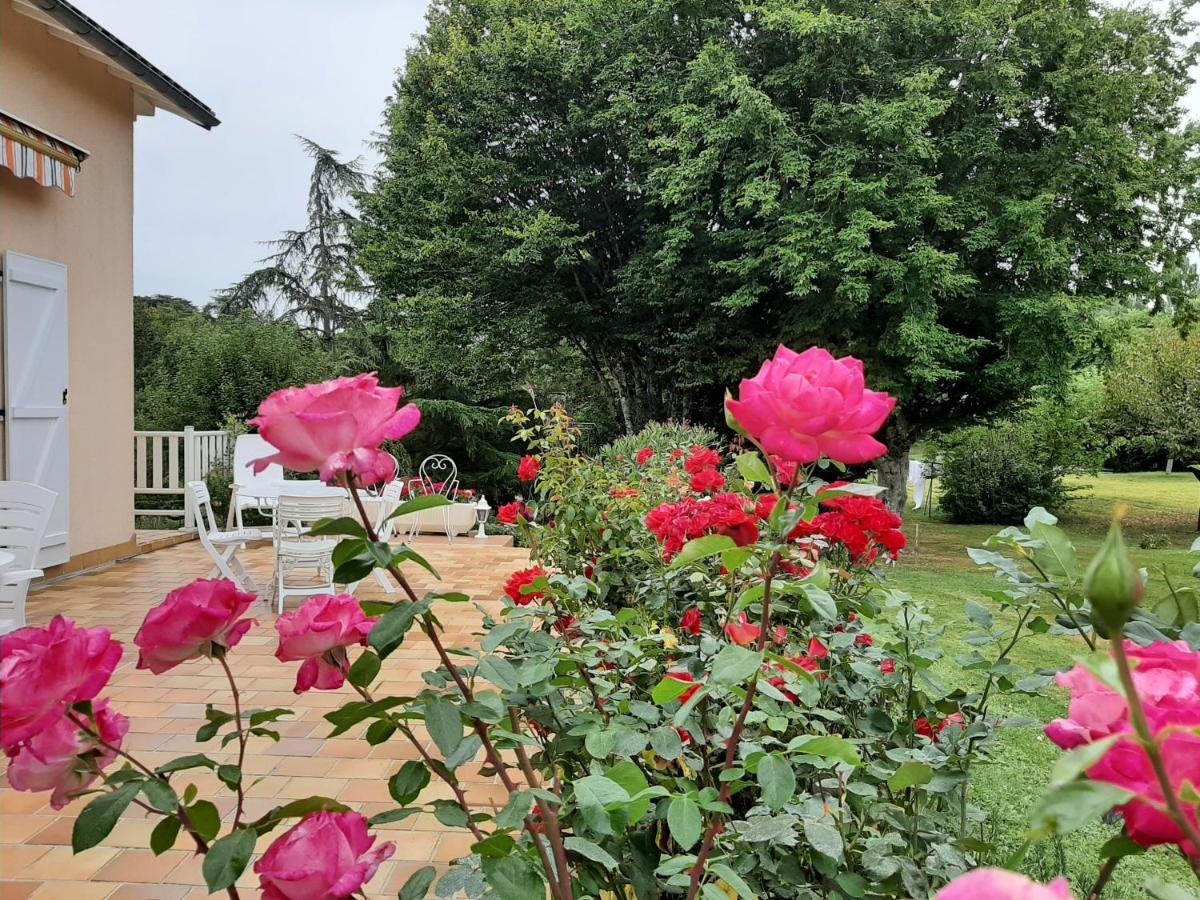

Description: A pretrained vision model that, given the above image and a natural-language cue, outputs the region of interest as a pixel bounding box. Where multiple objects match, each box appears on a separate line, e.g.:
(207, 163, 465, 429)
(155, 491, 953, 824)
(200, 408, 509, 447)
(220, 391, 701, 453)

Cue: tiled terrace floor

(1, 538, 530, 899)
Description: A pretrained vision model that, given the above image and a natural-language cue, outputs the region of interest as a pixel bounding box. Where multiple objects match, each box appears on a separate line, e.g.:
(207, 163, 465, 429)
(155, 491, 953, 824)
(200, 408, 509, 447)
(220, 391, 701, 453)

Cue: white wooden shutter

(2, 251, 69, 567)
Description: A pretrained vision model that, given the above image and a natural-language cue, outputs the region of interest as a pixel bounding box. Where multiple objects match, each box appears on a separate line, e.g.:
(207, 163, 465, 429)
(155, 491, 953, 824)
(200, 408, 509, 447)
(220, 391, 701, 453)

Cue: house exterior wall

(0, 2, 138, 569)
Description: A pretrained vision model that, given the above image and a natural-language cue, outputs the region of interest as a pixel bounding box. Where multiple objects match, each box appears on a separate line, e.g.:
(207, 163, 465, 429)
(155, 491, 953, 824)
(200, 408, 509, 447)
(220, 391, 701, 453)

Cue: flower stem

(1110, 631, 1200, 857)
(215, 652, 248, 830)
(345, 478, 575, 900)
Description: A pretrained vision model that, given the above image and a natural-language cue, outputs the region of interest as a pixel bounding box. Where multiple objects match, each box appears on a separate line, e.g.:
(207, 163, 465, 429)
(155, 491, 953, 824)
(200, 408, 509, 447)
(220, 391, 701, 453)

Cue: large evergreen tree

(356, 0, 1200, 506)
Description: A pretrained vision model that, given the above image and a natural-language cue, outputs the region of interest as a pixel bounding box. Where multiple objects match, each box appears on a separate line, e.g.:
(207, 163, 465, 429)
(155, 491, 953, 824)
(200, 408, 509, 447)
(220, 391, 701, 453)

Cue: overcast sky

(74, 1, 1199, 305)
(70, 0, 431, 305)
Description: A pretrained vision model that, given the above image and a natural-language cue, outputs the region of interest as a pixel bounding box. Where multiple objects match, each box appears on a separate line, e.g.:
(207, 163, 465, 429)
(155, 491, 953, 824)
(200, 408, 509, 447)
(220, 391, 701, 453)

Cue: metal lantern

(474, 496, 491, 540)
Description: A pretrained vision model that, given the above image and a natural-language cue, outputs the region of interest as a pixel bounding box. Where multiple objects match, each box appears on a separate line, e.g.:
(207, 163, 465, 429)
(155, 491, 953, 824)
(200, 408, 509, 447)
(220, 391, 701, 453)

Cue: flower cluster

(683, 446, 725, 493)
(645, 493, 758, 561)
(790, 491, 906, 564)
(1046, 640, 1200, 856)
(498, 499, 531, 525)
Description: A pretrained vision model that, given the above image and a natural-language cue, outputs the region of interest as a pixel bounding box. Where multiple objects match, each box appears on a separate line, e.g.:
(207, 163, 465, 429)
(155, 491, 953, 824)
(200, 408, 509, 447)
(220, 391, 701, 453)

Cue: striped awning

(0, 109, 88, 197)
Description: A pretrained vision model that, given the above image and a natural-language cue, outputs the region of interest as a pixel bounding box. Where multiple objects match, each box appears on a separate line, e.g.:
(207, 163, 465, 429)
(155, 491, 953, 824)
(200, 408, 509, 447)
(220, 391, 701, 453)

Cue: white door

(2, 252, 69, 567)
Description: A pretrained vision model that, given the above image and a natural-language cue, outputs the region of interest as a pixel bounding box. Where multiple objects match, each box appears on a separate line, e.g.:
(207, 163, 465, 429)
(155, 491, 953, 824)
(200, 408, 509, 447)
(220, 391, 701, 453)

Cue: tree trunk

(877, 446, 911, 514)
(1166, 457, 1175, 474)
(877, 414, 916, 513)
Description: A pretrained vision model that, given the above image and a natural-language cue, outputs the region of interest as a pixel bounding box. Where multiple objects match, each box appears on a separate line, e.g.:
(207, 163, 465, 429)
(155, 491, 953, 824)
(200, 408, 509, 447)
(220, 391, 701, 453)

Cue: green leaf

(202, 828, 257, 893)
(964, 599, 994, 630)
(433, 800, 470, 828)
(185, 800, 221, 843)
(477, 656, 520, 692)
(887, 761, 934, 793)
(710, 643, 762, 685)
(481, 854, 545, 900)
(1028, 781, 1133, 839)
(386, 494, 452, 522)
(801, 584, 837, 621)
(445, 734, 483, 770)
(710, 863, 756, 900)
(347, 650, 381, 689)
(473, 832, 516, 859)
(1029, 518, 1078, 583)
(155, 753, 217, 775)
(367, 807, 421, 827)
(495, 791, 535, 830)
(368, 599, 429, 659)
(788, 735, 863, 767)
(1098, 832, 1146, 861)
(651, 675, 694, 705)
(392, 546, 441, 579)
(389, 761, 431, 805)
(734, 451, 773, 485)
(667, 796, 703, 850)
(73, 782, 140, 852)
(140, 778, 179, 813)
(251, 796, 350, 833)
(150, 815, 181, 855)
(757, 754, 796, 811)
(304, 516, 368, 538)
(670, 534, 737, 570)
(573, 774, 630, 835)
(397, 865, 437, 900)
(424, 696, 463, 756)
(650, 725, 683, 759)
(366, 719, 396, 745)
(217, 765, 242, 790)
(565, 836, 620, 871)
(803, 819, 844, 861)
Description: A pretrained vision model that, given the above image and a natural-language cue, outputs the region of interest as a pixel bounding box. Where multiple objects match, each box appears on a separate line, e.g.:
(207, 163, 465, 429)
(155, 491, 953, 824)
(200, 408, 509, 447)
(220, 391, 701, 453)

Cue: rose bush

(2, 346, 1197, 899)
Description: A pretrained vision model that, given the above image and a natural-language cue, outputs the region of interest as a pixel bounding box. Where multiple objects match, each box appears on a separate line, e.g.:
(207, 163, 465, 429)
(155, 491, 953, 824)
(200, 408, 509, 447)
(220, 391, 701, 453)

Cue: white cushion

(209, 528, 265, 543)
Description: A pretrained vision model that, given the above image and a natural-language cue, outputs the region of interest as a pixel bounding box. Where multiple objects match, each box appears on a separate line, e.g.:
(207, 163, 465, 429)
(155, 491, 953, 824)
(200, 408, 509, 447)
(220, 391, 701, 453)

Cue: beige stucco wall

(0, 2, 137, 564)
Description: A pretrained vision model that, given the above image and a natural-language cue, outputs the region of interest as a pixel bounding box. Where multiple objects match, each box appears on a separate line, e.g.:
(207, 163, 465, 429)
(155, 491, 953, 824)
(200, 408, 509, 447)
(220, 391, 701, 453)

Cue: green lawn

(888, 472, 1198, 897)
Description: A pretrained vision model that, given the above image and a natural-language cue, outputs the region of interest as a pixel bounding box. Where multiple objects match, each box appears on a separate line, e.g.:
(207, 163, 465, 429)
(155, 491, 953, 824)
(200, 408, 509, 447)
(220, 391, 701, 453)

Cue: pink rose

(1045, 641, 1200, 857)
(134, 579, 257, 674)
(254, 811, 395, 899)
(726, 346, 896, 465)
(1045, 641, 1200, 750)
(250, 373, 420, 487)
(6, 700, 129, 809)
(0, 616, 122, 750)
(936, 868, 1073, 899)
(275, 594, 378, 693)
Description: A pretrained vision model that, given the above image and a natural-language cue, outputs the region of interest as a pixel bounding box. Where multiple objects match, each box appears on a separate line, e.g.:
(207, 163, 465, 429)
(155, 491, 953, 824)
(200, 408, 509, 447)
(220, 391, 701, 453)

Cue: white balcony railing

(133, 428, 230, 528)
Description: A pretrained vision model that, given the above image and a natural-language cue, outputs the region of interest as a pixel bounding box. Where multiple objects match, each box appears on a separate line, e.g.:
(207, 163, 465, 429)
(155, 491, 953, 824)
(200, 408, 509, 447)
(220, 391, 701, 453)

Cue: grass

(888, 471, 1198, 897)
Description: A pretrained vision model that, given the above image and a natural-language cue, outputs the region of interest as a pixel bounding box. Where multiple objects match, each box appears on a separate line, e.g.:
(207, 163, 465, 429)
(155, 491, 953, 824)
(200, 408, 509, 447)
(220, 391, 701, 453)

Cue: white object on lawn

(273, 494, 342, 614)
(908, 459, 927, 510)
(187, 480, 263, 594)
(3, 252, 70, 567)
(231, 434, 284, 528)
(412, 454, 460, 543)
(0, 481, 54, 634)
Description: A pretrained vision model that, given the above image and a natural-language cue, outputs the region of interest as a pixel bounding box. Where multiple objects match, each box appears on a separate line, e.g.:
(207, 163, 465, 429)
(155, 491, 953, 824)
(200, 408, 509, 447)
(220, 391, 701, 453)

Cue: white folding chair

(187, 481, 263, 594)
(273, 494, 343, 614)
(0, 482, 54, 634)
(230, 434, 284, 529)
(412, 454, 460, 543)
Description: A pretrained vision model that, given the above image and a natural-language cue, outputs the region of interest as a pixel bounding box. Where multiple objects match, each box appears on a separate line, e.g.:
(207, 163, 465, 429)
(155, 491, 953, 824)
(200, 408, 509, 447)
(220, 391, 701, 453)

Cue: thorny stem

(1022, 554, 1096, 651)
(345, 479, 576, 900)
(510, 709, 574, 900)
(215, 653, 248, 830)
(66, 711, 241, 900)
(686, 549, 782, 900)
(1110, 632, 1200, 874)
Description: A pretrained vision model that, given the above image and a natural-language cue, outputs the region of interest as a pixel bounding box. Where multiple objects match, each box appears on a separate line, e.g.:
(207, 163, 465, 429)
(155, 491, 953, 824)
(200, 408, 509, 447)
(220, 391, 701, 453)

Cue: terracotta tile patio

(1, 537, 530, 898)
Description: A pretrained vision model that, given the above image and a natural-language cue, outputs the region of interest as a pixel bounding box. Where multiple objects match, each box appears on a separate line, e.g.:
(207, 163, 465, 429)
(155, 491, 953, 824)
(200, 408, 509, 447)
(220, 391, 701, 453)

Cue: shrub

(938, 425, 1069, 524)
(599, 421, 721, 465)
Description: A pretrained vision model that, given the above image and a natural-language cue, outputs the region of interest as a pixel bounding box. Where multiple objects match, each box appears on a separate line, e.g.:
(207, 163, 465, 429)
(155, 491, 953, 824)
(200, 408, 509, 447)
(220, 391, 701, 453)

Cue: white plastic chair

(412, 454, 460, 543)
(0, 482, 54, 634)
(187, 481, 263, 594)
(273, 494, 343, 614)
(230, 434, 284, 529)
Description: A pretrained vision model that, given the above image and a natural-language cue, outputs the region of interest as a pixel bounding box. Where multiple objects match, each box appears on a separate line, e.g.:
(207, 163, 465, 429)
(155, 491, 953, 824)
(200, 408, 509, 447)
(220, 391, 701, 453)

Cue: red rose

(772, 625, 788, 645)
(855, 633, 873, 647)
(517, 455, 542, 482)
(690, 468, 726, 493)
(504, 566, 548, 605)
(680, 608, 703, 637)
(914, 718, 936, 740)
(497, 500, 530, 525)
(684, 447, 721, 474)
(938, 712, 966, 736)
(724, 612, 761, 647)
(880, 658, 896, 675)
(807, 637, 829, 659)
(636, 448, 654, 466)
